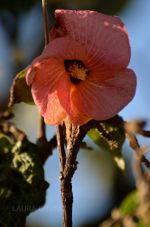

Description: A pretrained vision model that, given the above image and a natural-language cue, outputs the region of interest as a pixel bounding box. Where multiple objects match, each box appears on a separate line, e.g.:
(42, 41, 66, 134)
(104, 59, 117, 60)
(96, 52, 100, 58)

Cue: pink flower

(26, 10, 136, 125)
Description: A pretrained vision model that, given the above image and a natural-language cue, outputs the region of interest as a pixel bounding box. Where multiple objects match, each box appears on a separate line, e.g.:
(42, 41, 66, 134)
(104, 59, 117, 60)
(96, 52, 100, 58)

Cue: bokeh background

(0, 0, 150, 226)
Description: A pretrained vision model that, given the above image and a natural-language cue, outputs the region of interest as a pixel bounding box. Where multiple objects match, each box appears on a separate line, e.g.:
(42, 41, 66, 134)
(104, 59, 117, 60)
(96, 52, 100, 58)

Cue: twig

(0, 110, 14, 120)
(138, 129, 150, 138)
(125, 131, 150, 168)
(124, 120, 150, 137)
(37, 114, 46, 141)
(96, 123, 118, 150)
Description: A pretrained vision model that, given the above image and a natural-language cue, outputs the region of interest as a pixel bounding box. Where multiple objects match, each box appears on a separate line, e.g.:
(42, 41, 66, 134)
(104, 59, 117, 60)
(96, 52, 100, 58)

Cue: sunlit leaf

(9, 67, 34, 107)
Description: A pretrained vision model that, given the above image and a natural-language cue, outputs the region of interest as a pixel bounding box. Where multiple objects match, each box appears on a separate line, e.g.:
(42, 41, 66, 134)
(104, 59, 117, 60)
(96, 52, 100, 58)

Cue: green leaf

(120, 191, 138, 215)
(88, 116, 125, 155)
(0, 138, 49, 225)
(9, 67, 34, 107)
(138, 219, 148, 227)
(88, 116, 125, 169)
(119, 191, 149, 227)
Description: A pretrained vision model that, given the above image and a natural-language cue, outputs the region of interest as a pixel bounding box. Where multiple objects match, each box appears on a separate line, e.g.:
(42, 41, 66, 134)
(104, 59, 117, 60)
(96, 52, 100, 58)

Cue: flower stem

(42, 0, 49, 45)
(57, 121, 93, 227)
(37, 0, 49, 141)
(60, 178, 73, 227)
(57, 124, 74, 227)
(57, 125, 73, 227)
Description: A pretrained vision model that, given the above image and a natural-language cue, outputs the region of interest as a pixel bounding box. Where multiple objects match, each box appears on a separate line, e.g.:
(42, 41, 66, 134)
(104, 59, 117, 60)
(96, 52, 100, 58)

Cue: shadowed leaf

(0, 135, 49, 225)
(9, 67, 34, 107)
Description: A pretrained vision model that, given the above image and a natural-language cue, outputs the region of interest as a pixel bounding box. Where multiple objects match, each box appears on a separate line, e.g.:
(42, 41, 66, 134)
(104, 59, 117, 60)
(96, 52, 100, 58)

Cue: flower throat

(64, 60, 89, 84)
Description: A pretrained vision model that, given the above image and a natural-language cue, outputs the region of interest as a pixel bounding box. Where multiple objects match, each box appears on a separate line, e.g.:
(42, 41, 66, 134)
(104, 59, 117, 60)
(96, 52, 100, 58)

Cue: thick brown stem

(60, 177, 73, 227)
(57, 125, 72, 227)
(57, 118, 150, 227)
(57, 121, 94, 227)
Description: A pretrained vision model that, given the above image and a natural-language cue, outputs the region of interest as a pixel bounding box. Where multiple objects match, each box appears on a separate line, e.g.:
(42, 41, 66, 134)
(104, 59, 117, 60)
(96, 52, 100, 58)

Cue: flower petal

(71, 69, 136, 121)
(26, 38, 93, 125)
(30, 58, 68, 124)
(51, 10, 130, 71)
(26, 58, 44, 86)
(41, 37, 88, 61)
(56, 74, 91, 125)
(40, 37, 115, 83)
(44, 92, 67, 125)
(26, 37, 88, 86)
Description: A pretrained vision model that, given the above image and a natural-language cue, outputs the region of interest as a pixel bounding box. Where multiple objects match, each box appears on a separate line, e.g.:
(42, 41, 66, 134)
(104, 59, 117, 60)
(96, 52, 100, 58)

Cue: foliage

(120, 191, 138, 215)
(101, 190, 148, 227)
(9, 67, 34, 107)
(47, 0, 129, 15)
(0, 0, 39, 15)
(0, 134, 49, 226)
(0, 0, 129, 16)
(88, 116, 125, 169)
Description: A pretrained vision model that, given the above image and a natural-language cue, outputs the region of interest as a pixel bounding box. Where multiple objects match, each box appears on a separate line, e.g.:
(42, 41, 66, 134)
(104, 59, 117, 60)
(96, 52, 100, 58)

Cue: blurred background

(0, 0, 150, 226)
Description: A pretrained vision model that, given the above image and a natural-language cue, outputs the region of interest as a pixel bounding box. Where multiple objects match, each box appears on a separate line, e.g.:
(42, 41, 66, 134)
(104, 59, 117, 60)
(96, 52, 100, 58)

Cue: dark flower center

(64, 60, 89, 84)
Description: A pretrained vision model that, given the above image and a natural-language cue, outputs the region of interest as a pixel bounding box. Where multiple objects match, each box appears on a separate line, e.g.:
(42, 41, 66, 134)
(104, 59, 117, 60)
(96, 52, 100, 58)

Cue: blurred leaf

(9, 67, 34, 107)
(119, 191, 147, 226)
(0, 136, 49, 226)
(138, 220, 148, 227)
(95, 0, 129, 15)
(88, 116, 125, 169)
(0, 0, 39, 15)
(120, 191, 138, 215)
(49, 0, 129, 14)
(101, 190, 147, 226)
